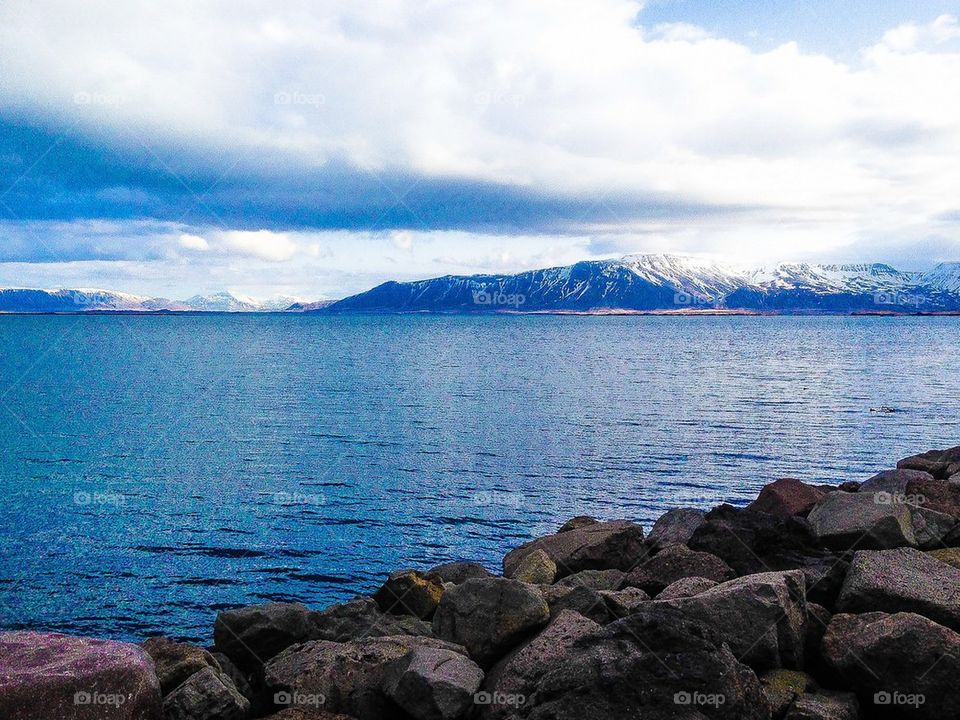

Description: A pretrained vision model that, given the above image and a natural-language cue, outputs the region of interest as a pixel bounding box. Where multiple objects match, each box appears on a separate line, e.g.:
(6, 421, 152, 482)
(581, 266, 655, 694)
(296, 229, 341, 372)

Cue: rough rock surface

(927, 547, 960, 569)
(432, 578, 550, 666)
(553, 568, 625, 591)
(312, 597, 433, 642)
(858, 468, 933, 496)
(656, 576, 719, 601)
(760, 669, 815, 719)
(749, 478, 827, 518)
(140, 636, 220, 695)
(646, 508, 706, 550)
(373, 570, 445, 619)
(556, 516, 598, 533)
(784, 691, 859, 720)
(505, 549, 557, 585)
(214, 602, 318, 671)
(806, 491, 916, 550)
(598, 587, 650, 618)
(623, 543, 735, 595)
(0, 631, 163, 720)
(502, 520, 645, 579)
(836, 547, 960, 632)
(823, 611, 960, 720)
(382, 645, 483, 720)
(162, 666, 250, 720)
(542, 584, 612, 624)
(425, 562, 493, 585)
(523, 605, 770, 720)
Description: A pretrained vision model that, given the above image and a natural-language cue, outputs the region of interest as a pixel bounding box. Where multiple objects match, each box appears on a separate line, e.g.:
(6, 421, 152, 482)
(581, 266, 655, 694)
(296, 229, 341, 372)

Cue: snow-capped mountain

(0, 288, 306, 313)
(320, 254, 960, 313)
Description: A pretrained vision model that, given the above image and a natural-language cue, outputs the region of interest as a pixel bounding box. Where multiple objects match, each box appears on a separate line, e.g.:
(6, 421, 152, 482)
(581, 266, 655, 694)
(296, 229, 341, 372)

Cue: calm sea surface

(1, 314, 958, 641)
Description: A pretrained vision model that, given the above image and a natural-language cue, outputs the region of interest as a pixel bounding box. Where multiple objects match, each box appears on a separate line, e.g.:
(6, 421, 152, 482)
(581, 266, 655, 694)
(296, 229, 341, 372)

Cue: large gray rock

(543, 584, 613, 625)
(897, 447, 960, 479)
(141, 636, 220, 696)
(598, 587, 650, 618)
(656, 576, 719, 601)
(623, 544, 735, 596)
(214, 602, 317, 671)
(823, 611, 960, 720)
(425, 562, 493, 585)
(909, 505, 957, 550)
(505, 549, 557, 585)
(658, 570, 808, 672)
(836, 547, 960, 632)
(859, 468, 933, 497)
(162, 666, 250, 720)
(556, 516, 598, 533)
(553, 568, 626, 591)
(807, 491, 916, 550)
(264, 635, 463, 718)
(382, 645, 483, 720)
(523, 605, 770, 720)
(480, 610, 599, 719)
(373, 570, 445, 619)
(432, 578, 550, 666)
(646, 508, 706, 550)
(502, 520, 645, 579)
(749, 479, 827, 518)
(0, 631, 163, 720)
(312, 597, 433, 642)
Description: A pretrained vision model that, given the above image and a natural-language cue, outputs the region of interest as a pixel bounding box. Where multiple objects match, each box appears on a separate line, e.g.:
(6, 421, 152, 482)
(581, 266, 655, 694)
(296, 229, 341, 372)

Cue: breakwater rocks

(4, 446, 960, 720)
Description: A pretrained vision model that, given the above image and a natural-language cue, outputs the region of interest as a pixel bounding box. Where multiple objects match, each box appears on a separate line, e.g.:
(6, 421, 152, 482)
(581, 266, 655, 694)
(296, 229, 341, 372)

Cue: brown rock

(646, 508, 706, 550)
(623, 544, 734, 596)
(373, 570, 445, 619)
(749, 478, 827, 518)
(505, 549, 556, 585)
(556, 516, 598, 533)
(140, 636, 220, 695)
(502, 520, 645, 579)
(162, 666, 249, 720)
(656, 576, 719, 601)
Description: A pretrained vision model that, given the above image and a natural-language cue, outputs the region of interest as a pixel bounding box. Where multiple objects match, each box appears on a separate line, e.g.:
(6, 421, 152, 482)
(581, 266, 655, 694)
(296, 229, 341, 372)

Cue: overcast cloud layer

(1, 1, 959, 297)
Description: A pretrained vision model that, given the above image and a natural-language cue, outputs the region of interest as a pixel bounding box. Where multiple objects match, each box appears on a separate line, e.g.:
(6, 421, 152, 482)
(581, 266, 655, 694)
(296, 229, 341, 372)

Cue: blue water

(1, 314, 958, 642)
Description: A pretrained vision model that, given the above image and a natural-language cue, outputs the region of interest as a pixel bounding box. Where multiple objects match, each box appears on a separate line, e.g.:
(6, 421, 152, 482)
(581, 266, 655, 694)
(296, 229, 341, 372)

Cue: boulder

(623, 544, 734, 596)
(542, 584, 612, 624)
(312, 597, 433, 642)
(909, 505, 957, 549)
(502, 520, 645, 579)
(760, 669, 815, 719)
(0, 631, 163, 720)
(556, 516, 598, 533)
(505, 549, 556, 585)
(424, 562, 493, 585)
(646, 508, 706, 550)
(598, 587, 650, 618)
(804, 603, 832, 673)
(785, 691, 859, 720)
(432, 577, 550, 666)
(749, 479, 827, 518)
(926, 547, 960, 569)
(823, 611, 960, 720)
(836, 548, 960, 632)
(481, 610, 599, 720)
(897, 448, 958, 479)
(382, 645, 483, 720)
(837, 481, 861, 493)
(523, 605, 770, 720)
(373, 570, 444, 619)
(656, 576, 719, 601)
(210, 652, 253, 701)
(262, 710, 356, 720)
(264, 635, 464, 718)
(904, 475, 960, 518)
(214, 603, 317, 671)
(807, 492, 916, 550)
(140, 636, 220, 695)
(658, 570, 808, 672)
(553, 568, 625, 591)
(859, 469, 932, 497)
(163, 666, 250, 720)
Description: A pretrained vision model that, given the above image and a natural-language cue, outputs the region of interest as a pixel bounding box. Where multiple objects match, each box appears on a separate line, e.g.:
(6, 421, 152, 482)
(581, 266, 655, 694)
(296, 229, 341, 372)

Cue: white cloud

(178, 233, 209, 251)
(216, 231, 299, 262)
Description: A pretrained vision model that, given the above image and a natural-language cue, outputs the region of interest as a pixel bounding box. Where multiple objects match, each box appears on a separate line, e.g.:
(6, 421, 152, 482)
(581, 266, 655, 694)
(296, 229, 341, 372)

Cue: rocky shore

(3, 445, 960, 720)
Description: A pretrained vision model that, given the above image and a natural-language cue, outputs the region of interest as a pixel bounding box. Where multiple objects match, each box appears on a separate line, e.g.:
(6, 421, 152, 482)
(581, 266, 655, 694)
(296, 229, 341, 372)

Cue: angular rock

(623, 544, 735, 596)
(656, 576, 719, 601)
(927, 547, 960, 569)
(210, 652, 253, 701)
(905, 475, 960, 518)
(524, 605, 770, 720)
(646, 508, 706, 550)
(553, 568, 625, 591)
(807, 491, 916, 550)
(836, 547, 960, 631)
(163, 666, 249, 720)
(749, 478, 827, 518)
(382, 645, 483, 720)
(264, 635, 464, 718)
(859, 468, 933, 497)
(804, 603, 832, 673)
(556, 516, 598, 533)
(373, 570, 444, 619)
(214, 602, 317, 671)
(312, 597, 433, 643)
(785, 691, 859, 720)
(837, 481, 861, 493)
(658, 570, 808, 672)
(897, 448, 955, 479)
(0, 631, 163, 720)
(505, 549, 556, 585)
(262, 710, 356, 720)
(424, 562, 493, 585)
(481, 610, 599, 720)
(823, 611, 960, 720)
(141, 636, 220, 696)
(598, 587, 649, 618)
(543, 584, 612, 624)
(502, 520, 645, 579)
(432, 577, 550, 666)
(910, 505, 957, 550)
(760, 669, 814, 719)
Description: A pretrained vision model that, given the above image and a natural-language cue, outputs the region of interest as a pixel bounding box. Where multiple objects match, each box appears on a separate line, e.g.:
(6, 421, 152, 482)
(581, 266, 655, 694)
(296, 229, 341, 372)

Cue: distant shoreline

(2, 309, 960, 317)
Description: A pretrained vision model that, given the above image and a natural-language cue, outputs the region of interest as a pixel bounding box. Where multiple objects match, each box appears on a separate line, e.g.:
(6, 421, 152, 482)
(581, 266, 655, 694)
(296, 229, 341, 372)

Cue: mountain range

(3, 255, 960, 314)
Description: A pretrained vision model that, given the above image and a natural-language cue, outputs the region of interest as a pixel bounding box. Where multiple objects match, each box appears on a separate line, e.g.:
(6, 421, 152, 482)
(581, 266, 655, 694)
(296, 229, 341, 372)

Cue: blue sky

(1, 1, 959, 299)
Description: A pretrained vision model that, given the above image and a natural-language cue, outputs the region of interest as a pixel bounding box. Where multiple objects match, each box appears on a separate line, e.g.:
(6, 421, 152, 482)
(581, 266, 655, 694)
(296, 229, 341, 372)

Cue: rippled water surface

(1, 314, 958, 641)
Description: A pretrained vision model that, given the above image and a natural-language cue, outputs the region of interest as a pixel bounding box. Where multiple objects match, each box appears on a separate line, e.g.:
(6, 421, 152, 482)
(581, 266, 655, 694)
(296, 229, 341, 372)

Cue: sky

(1, 1, 959, 300)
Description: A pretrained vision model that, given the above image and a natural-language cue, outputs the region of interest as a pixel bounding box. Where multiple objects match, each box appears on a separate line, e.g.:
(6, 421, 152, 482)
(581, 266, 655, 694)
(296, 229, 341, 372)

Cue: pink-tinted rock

(748, 478, 827, 517)
(0, 631, 162, 720)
